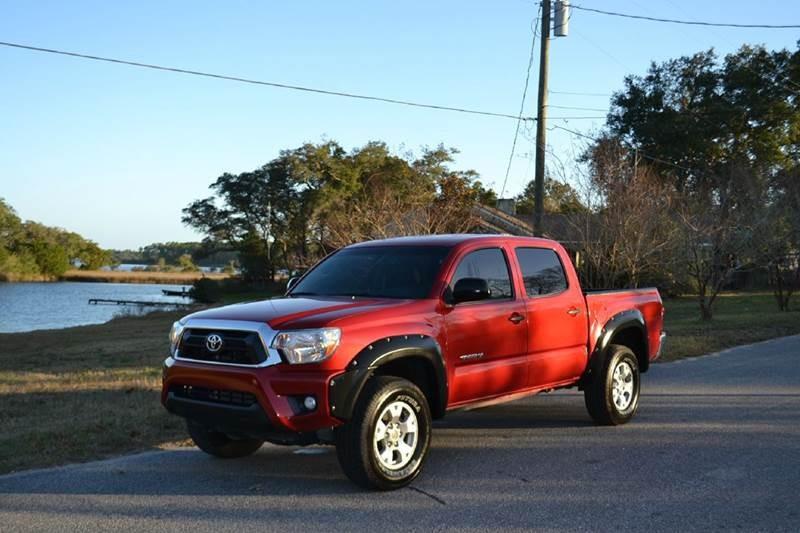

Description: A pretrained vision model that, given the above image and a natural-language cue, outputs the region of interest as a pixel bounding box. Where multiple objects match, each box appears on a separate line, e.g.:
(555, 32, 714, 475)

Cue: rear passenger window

(515, 248, 567, 297)
(451, 248, 513, 300)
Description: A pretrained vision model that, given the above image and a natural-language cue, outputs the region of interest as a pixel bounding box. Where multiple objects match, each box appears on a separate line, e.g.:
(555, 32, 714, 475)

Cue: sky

(1, 0, 798, 249)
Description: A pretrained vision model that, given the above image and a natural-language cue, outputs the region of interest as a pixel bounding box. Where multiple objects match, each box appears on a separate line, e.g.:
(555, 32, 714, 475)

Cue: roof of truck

(346, 234, 558, 248)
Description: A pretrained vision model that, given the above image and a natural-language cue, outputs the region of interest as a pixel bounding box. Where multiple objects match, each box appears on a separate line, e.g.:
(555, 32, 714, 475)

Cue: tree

(570, 140, 681, 290)
(1, 199, 111, 279)
(677, 165, 766, 320)
(178, 254, 198, 272)
(607, 45, 799, 196)
(761, 169, 800, 310)
(587, 43, 800, 318)
(320, 144, 482, 248)
(182, 159, 299, 282)
(0, 199, 22, 250)
(183, 140, 486, 280)
(515, 177, 586, 216)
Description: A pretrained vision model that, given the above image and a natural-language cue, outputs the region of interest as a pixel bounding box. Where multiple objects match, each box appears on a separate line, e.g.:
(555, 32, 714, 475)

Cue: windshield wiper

(288, 291, 319, 297)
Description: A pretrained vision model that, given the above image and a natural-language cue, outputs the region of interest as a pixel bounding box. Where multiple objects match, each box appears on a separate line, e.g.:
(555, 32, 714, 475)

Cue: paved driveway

(2, 336, 799, 532)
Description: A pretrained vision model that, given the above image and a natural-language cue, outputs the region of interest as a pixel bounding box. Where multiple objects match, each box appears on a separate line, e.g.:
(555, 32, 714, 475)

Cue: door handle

(567, 307, 581, 317)
(509, 312, 525, 324)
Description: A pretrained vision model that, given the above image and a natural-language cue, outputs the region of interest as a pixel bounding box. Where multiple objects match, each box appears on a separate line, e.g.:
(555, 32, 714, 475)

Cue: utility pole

(533, 1, 569, 237)
(532, 1, 551, 237)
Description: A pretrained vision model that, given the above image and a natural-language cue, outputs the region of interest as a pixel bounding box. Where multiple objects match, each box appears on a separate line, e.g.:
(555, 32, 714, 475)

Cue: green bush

(190, 278, 222, 303)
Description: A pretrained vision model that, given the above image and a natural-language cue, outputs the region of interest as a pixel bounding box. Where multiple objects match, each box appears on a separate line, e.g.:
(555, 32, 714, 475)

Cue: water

(0, 282, 193, 333)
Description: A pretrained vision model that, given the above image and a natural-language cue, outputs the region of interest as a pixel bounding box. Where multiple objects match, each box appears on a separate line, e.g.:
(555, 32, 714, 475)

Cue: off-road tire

(584, 344, 640, 425)
(335, 376, 431, 490)
(187, 421, 263, 458)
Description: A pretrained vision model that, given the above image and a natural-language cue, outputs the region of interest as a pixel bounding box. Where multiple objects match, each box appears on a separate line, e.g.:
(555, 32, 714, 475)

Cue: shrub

(190, 278, 222, 303)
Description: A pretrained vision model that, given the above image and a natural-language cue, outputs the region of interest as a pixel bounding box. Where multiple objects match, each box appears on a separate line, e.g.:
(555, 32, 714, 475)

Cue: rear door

(514, 246, 588, 387)
(444, 247, 529, 405)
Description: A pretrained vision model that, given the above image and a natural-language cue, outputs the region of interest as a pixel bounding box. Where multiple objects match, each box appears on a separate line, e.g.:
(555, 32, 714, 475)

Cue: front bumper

(161, 356, 342, 437)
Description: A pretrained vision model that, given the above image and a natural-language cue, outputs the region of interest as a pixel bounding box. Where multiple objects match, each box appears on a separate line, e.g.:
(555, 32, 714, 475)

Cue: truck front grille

(178, 328, 267, 365)
(171, 384, 258, 407)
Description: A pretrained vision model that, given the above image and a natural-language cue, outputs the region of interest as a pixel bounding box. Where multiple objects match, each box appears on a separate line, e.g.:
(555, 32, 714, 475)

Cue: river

(0, 282, 193, 333)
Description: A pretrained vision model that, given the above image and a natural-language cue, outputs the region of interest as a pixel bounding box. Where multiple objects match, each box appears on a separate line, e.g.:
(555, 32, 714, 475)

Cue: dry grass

(61, 269, 231, 284)
(0, 310, 191, 474)
(0, 272, 56, 282)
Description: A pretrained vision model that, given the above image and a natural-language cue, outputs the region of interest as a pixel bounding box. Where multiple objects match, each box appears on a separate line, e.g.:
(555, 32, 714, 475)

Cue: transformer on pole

(554, 1, 570, 37)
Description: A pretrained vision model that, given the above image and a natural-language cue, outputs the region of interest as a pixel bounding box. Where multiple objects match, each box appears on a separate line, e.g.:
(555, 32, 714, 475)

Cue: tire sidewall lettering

(371, 388, 428, 481)
(607, 351, 639, 419)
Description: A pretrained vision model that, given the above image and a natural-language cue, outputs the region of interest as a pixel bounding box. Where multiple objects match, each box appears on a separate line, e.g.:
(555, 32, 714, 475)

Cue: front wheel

(335, 376, 431, 490)
(584, 344, 640, 425)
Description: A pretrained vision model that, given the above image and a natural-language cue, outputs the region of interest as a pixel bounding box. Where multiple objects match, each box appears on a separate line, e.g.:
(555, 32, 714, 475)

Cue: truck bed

(584, 288, 665, 362)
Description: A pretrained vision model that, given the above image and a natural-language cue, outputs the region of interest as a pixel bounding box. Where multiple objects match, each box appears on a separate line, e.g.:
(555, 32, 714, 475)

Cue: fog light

(303, 396, 317, 411)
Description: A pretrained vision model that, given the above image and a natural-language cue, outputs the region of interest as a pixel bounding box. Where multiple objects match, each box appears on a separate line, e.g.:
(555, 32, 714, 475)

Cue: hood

(184, 296, 407, 329)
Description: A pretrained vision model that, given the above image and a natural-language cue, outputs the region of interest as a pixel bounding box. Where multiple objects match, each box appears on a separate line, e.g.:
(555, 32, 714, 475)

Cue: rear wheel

(335, 376, 431, 490)
(187, 421, 263, 458)
(584, 344, 640, 425)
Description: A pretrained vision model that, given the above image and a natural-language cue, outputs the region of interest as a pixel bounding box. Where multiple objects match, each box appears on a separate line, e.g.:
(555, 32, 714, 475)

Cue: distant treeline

(110, 242, 239, 270)
(0, 199, 111, 281)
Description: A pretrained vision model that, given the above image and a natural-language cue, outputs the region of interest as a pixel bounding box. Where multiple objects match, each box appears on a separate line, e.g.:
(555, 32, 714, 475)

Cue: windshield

(289, 246, 451, 299)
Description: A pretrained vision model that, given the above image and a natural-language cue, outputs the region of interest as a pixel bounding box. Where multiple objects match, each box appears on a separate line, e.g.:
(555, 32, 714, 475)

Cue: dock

(162, 288, 191, 297)
(88, 298, 191, 307)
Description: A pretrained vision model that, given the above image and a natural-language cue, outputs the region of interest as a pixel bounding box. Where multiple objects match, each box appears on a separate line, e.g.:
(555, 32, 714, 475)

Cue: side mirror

(452, 278, 491, 304)
(286, 277, 300, 292)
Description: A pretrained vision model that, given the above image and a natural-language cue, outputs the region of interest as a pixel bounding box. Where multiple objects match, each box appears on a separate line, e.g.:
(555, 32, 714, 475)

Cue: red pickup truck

(162, 235, 665, 490)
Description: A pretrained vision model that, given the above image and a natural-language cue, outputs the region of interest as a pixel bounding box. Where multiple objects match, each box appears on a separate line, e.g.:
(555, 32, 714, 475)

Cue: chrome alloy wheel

(373, 400, 418, 470)
(611, 360, 635, 411)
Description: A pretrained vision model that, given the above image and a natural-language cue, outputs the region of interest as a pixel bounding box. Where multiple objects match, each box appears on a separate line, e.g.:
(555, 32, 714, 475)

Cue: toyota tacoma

(162, 235, 665, 490)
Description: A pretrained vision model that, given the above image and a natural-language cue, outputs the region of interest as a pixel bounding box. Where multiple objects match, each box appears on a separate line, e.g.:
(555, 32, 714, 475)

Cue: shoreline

(0, 303, 200, 336)
(1, 270, 232, 285)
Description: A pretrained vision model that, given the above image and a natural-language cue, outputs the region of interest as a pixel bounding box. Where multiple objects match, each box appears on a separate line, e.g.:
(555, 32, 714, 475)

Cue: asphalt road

(2, 336, 799, 532)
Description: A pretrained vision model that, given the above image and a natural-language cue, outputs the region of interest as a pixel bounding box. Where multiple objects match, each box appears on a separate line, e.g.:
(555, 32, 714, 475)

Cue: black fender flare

(585, 310, 650, 381)
(328, 335, 447, 421)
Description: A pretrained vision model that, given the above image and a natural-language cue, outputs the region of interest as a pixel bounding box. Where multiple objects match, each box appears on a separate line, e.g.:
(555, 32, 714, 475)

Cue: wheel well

(610, 327, 649, 372)
(372, 356, 444, 418)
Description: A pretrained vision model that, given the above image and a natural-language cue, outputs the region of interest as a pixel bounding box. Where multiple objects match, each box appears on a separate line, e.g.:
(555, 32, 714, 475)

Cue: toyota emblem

(205, 333, 224, 353)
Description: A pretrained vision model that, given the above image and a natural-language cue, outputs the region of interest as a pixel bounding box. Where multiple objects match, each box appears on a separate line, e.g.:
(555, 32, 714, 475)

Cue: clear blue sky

(1, 0, 798, 249)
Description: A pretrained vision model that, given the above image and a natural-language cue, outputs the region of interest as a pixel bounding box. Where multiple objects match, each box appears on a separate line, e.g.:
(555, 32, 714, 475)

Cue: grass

(61, 269, 231, 284)
(0, 290, 797, 474)
(0, 310, 191, 474)
(661, 292, 800, 362)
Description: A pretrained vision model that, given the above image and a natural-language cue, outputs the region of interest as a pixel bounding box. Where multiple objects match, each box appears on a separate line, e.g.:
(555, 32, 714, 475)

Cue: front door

(444, 247, 528, 405)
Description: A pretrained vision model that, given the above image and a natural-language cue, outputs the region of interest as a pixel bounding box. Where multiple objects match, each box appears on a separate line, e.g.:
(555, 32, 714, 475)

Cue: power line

(551, 123, 697, 175)
(648, 1, 800, 95)
(500, 3, 542, 198)
(0, 40, 535, 122)
(571, 4, 800, 29)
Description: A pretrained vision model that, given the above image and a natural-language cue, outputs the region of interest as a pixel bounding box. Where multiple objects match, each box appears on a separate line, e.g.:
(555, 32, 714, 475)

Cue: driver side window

(451, 248, 513, 300)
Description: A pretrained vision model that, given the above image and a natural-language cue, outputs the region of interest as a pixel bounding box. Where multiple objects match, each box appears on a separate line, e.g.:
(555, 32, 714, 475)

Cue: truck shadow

(434, 394, 593, 430)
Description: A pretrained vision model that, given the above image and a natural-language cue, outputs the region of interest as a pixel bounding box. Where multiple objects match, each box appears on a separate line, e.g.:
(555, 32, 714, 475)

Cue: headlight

(272, 328, 341, 364)
(169, 320, 185, 356)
